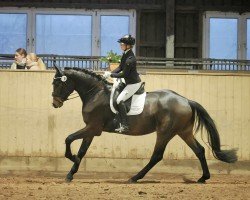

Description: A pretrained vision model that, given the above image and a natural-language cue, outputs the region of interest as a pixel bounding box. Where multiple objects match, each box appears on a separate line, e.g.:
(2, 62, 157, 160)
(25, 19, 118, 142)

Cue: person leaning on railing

(11, 48, 27, 69)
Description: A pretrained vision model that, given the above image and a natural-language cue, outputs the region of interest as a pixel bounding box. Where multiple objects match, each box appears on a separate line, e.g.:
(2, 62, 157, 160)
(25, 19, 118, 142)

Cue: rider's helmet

(117, 34, 135, 45)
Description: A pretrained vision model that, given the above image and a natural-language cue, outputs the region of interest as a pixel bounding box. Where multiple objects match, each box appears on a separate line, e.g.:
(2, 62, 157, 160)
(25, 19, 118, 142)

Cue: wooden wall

(137, 10, 166, 57)
(0, 70, 249, 162)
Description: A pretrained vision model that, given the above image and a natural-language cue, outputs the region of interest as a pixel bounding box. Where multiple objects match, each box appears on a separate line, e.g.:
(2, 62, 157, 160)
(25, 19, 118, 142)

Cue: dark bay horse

(52, 66, 237, 183)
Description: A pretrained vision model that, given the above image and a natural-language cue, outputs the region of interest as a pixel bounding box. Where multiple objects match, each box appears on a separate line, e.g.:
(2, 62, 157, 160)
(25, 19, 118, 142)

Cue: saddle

(110, 79, 146, 115)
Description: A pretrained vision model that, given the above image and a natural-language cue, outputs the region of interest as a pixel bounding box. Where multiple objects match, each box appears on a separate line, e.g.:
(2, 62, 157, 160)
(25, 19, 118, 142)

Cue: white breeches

(116, 82, 142, 104)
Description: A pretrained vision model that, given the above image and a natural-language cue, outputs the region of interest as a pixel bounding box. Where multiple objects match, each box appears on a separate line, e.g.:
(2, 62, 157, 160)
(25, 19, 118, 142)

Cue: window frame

(242, 14, 250, 60)
(96, 10, 136, 55)
(203, 11, 250, 60)
(0, 8, 32, 53)
(33, 9, 94, 56)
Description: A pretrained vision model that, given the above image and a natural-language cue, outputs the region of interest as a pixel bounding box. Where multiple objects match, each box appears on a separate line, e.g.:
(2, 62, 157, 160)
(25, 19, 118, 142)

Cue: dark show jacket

(110, 49, 141, 85)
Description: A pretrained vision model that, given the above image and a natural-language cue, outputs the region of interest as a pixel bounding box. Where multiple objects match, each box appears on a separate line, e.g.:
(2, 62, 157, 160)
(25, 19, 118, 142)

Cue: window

(36, 14, 92, 56)
(209, 18, 238, 59)
(0, 9, 135, 56)
(203, 12, 250, 60)
(0, 13, 27, 54)
(100, 15, 129, 56)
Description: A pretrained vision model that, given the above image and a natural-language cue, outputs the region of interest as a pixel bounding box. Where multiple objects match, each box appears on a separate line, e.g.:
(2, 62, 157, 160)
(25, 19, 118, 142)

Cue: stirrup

(115, 124, 129, 133)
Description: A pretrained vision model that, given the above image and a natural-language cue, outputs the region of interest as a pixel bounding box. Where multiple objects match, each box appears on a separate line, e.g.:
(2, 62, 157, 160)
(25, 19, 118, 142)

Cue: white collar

(124, 49, 131, 54)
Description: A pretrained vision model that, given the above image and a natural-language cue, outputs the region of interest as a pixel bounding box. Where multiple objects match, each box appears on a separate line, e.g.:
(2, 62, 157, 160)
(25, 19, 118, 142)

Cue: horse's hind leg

(128, 132, 173, 183)
(179, 131, 210, 183)
(66, 136, 94, 182)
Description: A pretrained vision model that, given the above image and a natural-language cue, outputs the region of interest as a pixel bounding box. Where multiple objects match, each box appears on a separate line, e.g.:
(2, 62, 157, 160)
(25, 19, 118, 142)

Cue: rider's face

(120, 43, 127, 51)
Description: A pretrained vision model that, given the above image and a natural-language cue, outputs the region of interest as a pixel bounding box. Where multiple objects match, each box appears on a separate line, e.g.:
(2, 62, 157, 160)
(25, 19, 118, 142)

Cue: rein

(66, 93, 80, 100)
(65, 84, 98, 101)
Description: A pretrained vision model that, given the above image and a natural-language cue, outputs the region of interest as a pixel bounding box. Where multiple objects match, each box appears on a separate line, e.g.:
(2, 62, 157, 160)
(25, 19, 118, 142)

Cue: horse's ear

(54, 63, 64, 75)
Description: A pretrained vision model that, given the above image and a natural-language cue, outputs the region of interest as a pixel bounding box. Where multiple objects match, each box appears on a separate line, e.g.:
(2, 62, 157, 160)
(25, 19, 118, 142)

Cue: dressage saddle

(112, 82, 145, 112)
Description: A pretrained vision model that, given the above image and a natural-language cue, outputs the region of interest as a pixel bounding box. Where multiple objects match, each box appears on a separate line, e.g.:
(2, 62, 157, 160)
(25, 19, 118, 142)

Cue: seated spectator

(11, 48, 27, 69)
(26, 53, 46, 70)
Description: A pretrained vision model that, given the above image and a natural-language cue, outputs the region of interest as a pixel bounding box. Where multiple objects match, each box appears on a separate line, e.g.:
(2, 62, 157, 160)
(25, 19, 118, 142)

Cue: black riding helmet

(117, 34, 135, 45)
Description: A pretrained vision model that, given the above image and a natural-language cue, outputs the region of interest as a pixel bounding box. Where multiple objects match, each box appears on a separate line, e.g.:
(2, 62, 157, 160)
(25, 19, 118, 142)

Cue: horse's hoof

(127, 178, 137, 184)
(65, 177, 72, 183)
(197, 178, 206, 184)
(65, 173, 73, 183)
(197, 174, 210, 184)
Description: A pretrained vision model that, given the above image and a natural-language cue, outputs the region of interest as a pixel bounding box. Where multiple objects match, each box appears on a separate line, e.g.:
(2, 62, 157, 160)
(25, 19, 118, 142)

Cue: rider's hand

(103, 71, 111, 79)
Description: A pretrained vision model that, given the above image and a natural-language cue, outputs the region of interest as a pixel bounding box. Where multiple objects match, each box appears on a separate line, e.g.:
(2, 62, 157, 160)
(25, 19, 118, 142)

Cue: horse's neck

(73, 74, 108, 103)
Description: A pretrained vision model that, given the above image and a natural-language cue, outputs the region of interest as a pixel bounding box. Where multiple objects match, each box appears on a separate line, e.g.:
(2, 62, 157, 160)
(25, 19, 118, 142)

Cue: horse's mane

(64, 67, 112, 86)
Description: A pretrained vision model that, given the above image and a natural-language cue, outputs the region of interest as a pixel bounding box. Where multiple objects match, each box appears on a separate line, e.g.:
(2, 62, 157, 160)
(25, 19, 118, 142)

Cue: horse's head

(52, 65, 75, 108)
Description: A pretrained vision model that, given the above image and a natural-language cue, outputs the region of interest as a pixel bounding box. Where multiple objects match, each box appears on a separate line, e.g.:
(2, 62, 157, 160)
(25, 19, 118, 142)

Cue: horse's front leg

(64, 126, 101, 163)
(66, 136, 94, 182)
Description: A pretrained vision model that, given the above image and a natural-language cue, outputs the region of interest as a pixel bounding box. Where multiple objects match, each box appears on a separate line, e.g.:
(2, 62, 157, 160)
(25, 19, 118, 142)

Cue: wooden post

(136, 10, 141, 56)
(166, 0, 175, 59)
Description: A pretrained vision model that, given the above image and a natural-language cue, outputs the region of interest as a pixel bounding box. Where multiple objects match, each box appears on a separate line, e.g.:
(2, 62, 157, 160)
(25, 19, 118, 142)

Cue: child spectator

(26, 53, 46, 70)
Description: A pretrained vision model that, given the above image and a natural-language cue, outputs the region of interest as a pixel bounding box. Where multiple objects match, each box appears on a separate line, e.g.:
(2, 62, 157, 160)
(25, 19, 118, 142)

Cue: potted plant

(100, 50, 121, 71)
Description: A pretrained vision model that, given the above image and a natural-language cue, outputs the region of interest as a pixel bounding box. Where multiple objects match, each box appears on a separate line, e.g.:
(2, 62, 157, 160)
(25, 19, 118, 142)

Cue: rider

(104, 35, 142, 133)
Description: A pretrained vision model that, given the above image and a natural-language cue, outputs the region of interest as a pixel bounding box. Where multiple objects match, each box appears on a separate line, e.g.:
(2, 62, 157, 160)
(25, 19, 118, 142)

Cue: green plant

(100, 50, 121, 63)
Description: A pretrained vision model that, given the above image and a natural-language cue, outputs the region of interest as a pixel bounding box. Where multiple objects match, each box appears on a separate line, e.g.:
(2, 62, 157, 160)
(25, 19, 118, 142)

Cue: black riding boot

(115, 101, 129, 133)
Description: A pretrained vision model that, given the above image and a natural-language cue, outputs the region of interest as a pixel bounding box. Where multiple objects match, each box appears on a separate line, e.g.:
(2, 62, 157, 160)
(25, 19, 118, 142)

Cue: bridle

(53, 75, 104, 102)
(53, 75, 76, 101)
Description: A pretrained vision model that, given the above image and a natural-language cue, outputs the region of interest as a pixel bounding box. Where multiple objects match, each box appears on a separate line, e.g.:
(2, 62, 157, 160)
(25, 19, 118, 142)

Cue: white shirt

(124, 49, 132, 54)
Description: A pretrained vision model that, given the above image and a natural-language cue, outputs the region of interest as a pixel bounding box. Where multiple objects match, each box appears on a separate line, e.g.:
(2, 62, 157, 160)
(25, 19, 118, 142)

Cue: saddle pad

(127, 92, 146, 115)
(110, 81, 146, 116)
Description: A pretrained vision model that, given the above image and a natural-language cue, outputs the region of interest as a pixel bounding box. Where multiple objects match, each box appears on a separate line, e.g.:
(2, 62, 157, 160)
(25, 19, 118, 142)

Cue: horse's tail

(188, 100, 238, 163)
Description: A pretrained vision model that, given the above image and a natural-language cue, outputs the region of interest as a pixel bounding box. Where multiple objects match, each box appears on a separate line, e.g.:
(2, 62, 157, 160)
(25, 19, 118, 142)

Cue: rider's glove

(103, 71, 111, 79)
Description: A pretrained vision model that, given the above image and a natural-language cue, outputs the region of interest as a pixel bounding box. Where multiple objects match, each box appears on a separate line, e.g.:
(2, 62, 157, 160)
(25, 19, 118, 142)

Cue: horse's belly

(127, 115, 156, 135)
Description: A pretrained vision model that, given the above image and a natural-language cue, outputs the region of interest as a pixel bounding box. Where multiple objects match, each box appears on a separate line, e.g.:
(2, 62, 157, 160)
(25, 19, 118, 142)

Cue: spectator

(26, 53, 46, 70)
(11, 48, 27, 69)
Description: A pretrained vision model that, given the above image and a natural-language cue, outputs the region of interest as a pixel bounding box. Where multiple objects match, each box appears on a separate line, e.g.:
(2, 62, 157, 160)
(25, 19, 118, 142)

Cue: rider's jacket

(110, 49, 141, 85)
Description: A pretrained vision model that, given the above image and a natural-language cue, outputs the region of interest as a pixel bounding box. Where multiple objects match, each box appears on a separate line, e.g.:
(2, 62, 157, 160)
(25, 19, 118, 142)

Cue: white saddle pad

(110, 79, 146, 116)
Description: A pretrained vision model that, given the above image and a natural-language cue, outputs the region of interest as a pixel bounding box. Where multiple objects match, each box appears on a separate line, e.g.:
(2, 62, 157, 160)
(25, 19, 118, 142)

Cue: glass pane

(0, 13, 27, 54)
(36, 14, 92, 56)
(247, 19, 250, 60)
(209, 18, 238, 59)
(101, 15, 129, 56)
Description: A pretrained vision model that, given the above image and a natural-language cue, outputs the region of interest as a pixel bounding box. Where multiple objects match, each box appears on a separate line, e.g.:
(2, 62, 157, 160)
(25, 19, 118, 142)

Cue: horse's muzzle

(52, 97, 64, 108)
